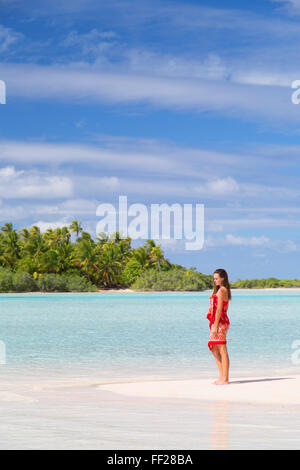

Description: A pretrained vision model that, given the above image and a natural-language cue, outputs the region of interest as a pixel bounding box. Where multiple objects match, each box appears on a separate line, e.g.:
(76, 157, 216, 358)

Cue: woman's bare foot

(212, 379, 223, 385)
(215, 380, 229, 385)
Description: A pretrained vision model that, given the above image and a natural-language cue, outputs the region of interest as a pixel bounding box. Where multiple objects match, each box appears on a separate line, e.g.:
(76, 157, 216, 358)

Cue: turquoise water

(0, 289, 299, 450)
(0, 289, 299, 379)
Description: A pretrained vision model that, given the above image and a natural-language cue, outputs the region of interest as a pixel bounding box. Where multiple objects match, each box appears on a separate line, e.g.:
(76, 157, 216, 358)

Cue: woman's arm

(211, 288, 226, 334)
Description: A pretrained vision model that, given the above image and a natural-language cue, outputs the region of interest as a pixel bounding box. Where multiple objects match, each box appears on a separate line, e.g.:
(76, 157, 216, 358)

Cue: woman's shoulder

(210, 287, 228, 299)
(219, 286, 228, 293)
(219, 286, 229, 299)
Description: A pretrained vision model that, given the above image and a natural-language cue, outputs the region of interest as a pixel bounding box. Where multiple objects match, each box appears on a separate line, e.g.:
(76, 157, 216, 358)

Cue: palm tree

(132, 246, 149, 269)
(0, 229, 20, 268)
(69, 220, 83, 240)
(43, 228, 56, 247)
(117, 236, 132, 263)
(41, 249, 60, 274)
(54, 227, 71, 246)
(149, 245, 165, 272)
(18, 225, 45, 273)
(55, 243, 75, 273)
(75, 239, 98, 281)
(79, 231, 92, 242)
(1, 222, 14, 234)
(96, 232, 109, 247)
(109, 230, 126, 244)
(97, 243, 123, 287)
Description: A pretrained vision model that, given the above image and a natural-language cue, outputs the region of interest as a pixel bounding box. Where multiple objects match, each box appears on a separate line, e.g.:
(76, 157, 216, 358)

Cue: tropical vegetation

(231, 277, 300, 288)
(0, 221, 212, 292)
(0, 221, 298, 292)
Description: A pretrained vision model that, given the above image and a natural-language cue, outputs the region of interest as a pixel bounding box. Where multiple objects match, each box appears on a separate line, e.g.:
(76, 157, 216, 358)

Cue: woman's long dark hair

(213, 268, 231, 300)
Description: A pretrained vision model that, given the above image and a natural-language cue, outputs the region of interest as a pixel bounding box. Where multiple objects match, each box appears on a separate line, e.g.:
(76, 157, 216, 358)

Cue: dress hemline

(208, 340, 227, 351)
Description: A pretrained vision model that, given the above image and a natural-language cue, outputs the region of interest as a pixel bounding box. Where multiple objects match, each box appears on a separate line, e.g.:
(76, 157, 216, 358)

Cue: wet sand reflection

(208, 400, 231, 450)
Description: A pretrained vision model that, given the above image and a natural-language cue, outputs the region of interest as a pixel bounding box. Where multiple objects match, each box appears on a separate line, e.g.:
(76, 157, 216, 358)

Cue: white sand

(0, 372, 298, 449)
(98, 374, 300, 405)
(98, 288, 135, 293)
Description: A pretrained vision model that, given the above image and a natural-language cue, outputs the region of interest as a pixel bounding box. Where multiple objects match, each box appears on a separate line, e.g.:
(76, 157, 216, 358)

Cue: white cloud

(0, 198, 99, 223)
(0, 61, 299, 124)
(205, 214, 300, 231)
(0, 139, 183, 174)
(206, 222, 224, 232)
(0, 202, 30, 221)
(231, 70, 291, 88)
(0, 24, 23, 52)
(0, 138, 241, 180)
(0, 165, 24, 178)
(76, 174, 239, 198)
(204, 233, 298, 252)
(203, 177, 240, 195)
(0, 135, 292, 183)
(58, 198, 98, 214)
(62, 28, 118, 58)
(19, 175, 73, 198)
(75, 118, 86, 128)
(205, 233, 270, 248)
(0, 165, 73, 199)
(270, 0, 300, 14)
(63, 28, 117, 45)
(33, 219, 71, 233)
(99, 176, 120, 190)
(225, 234, 270, 246)
(1, 140, 300, 203)
(123, 49, 228, 81)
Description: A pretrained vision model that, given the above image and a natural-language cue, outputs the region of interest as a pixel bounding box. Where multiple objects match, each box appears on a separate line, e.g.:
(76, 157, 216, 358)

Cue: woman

(206, 268, 231, 385)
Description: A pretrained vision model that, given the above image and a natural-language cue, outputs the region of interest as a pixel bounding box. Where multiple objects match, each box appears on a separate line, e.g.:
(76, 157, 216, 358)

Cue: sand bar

(98, 374, 300, 405)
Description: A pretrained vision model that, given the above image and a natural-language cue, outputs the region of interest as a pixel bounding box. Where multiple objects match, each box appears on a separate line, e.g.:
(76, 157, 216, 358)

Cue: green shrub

(15, 258, 36, 275)
(131, 268, 209, 291)
(36, 273, 97, 292)
(0, 268, 13, 292)
(121, 259, 143, 286)
(36, 273, 68, 292)
(12, 271, 37, 292)
(62, 274, 98, 292)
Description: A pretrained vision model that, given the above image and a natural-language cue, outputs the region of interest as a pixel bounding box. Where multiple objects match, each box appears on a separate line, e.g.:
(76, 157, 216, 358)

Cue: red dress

(206, 293, 230, 351)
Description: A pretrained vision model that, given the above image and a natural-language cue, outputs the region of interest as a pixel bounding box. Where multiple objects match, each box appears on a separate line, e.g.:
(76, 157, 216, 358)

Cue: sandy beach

(97, 287, 300, 293)
(0, 371, 299, 450)
(97, 374, 300, 405)
(98, 288, 136, 293)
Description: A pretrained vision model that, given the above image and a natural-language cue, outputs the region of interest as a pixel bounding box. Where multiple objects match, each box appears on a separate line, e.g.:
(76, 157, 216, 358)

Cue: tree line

(0, 221, 298, 292)
(0, 221, 212, 292)
(231, 277, 300, 288)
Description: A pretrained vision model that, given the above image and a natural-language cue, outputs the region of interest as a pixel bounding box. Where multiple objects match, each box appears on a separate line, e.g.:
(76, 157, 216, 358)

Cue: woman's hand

(211, 324, 219, 336)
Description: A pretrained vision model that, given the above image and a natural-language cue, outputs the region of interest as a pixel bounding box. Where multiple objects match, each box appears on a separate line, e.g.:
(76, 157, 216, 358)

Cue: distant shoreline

(1, 287, 300, 294)
(99, 287, 300, 292)
(88, 286, 300, 292)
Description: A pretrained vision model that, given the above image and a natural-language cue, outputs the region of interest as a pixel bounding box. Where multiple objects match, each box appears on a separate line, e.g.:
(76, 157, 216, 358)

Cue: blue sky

(1, 0, 300, 281)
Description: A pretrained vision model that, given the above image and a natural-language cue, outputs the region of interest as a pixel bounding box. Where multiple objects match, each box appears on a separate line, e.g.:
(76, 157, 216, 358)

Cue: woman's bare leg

(218, 344, 230, 384)
(211, 345, 223, 384)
